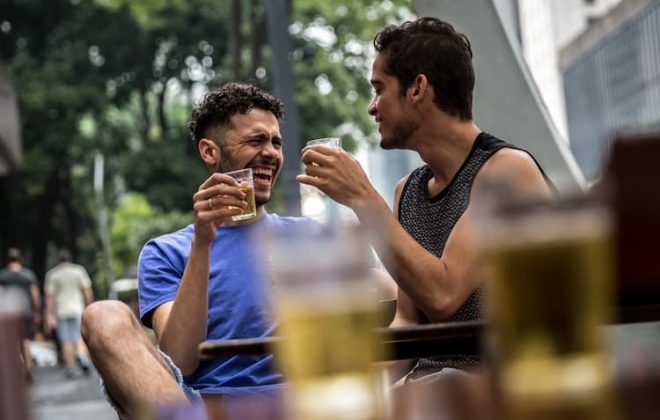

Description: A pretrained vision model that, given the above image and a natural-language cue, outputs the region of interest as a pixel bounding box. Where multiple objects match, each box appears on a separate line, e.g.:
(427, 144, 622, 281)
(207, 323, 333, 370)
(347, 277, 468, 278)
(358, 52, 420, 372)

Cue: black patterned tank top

(399, 132, 519, 378)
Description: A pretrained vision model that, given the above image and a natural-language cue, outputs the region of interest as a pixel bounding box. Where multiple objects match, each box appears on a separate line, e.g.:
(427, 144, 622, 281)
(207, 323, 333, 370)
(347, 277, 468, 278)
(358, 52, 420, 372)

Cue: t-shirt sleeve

(78, 267, 92, 288)
(44, 271, 55, 294)
(24, 269, 38, 285)
(138, 237, 185, 329)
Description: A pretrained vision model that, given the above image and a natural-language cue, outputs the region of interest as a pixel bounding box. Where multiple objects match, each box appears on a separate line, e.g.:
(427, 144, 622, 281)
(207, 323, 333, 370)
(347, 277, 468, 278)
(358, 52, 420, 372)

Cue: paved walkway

(30, 365, 116, 420)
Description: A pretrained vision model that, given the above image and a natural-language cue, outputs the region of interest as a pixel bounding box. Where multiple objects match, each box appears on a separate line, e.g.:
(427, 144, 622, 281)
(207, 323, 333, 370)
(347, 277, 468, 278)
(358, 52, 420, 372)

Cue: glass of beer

(484, 199, 618, 420)
(303, 138, 343, 222)
(224, 168, 256, 221)
(265, 226, 386, 420)
(306, 137, 342, 150)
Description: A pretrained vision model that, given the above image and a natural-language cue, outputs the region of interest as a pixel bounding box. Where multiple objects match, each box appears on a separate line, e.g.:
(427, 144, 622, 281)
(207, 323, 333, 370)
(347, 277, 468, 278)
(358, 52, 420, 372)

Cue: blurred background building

(561, 0, 660, 180)
(491, 0, 659, 181)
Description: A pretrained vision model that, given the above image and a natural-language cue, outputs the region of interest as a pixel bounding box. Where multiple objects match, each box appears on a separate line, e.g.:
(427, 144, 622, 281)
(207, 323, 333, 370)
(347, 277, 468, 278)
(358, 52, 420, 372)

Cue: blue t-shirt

(138, 213, 313, 396)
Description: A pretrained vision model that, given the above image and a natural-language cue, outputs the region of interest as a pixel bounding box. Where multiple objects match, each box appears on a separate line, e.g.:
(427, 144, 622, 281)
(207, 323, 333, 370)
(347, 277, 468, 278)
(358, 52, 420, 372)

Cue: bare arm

(151, 173, 247, 376)
(29, 284, 41, 324)
(299, 147, 552, 323)
(388, 178, 423, 328)
(83, 287, 94, 306)
(46, 292, 56, 332)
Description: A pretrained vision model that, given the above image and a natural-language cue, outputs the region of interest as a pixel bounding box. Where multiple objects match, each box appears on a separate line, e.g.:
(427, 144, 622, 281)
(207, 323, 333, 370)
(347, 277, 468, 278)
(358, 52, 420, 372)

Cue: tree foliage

(0, 0, 411, 293)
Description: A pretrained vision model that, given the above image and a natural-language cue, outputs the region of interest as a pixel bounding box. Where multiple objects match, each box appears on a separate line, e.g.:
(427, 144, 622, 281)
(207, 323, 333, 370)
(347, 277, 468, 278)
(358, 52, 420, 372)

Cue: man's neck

(7, 262, 22, 271)
(410, 115, 481, 191)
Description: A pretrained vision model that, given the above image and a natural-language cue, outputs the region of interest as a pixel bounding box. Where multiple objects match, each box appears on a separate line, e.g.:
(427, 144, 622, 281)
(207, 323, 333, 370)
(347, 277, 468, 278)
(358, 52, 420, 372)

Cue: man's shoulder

(142, 224, 194, 250)
(481, 147, 541, 177)
(18, 268, 37, 283)
(475, 146, 553, 201)
(47, 263, 81, 279)
(139, 224, 194, 264)
(0, 268, 14, 283)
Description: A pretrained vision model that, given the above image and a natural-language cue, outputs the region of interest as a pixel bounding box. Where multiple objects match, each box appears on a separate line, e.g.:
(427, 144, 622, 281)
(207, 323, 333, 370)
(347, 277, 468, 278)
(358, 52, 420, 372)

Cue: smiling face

(215, 109, 283, 206)
(368, 54, 417, 150)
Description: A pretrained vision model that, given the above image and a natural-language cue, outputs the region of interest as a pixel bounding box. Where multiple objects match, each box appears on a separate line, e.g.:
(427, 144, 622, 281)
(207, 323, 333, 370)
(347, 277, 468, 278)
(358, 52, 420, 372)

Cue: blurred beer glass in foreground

(484, 199, 619, 420)
(266, 226, 386, 420)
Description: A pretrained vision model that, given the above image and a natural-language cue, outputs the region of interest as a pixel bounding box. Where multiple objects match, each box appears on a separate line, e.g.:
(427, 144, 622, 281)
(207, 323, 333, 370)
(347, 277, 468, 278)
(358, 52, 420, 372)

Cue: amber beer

(276, 293, 383, 420)
(233, 182, 256, 221)
(224, 168, 256, 221)
(268, 228, 385, 420)
(487, 204, 618, 420)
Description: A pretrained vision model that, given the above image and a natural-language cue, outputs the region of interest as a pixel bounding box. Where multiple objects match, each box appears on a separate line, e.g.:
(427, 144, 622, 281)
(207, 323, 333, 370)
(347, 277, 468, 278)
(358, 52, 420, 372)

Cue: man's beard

(216, 145, 237, 174)
(380, 118, 416, 150)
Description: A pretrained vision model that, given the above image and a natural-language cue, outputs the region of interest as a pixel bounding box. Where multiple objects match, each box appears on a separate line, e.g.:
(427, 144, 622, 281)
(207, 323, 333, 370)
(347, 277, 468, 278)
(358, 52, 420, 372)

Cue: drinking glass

(484, 199, 619, 420)
(304, 138, 343, 222)
(224, 168, 256, 221)
(265, 226, 386, 420)
(306, 137, 342, 149)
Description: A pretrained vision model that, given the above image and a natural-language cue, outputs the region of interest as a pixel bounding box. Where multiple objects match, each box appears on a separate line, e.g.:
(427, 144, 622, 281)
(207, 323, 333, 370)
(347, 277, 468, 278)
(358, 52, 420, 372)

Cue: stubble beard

(380, 118, 416, 150)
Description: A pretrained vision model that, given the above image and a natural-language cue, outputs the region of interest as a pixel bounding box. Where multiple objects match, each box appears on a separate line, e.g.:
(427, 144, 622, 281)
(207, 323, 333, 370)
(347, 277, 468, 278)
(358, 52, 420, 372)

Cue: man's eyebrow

(241, 132, 267, 140)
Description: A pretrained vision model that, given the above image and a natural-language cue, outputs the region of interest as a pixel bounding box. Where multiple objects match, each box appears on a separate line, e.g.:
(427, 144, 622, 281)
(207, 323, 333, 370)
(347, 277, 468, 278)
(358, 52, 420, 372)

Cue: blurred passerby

(0, 248, 41, 382)
(45, 249, 94, 379)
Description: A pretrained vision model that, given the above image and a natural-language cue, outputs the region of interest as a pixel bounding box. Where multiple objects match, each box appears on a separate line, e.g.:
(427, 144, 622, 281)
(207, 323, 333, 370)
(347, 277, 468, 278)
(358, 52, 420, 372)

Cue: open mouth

(252, 167, 274, 187)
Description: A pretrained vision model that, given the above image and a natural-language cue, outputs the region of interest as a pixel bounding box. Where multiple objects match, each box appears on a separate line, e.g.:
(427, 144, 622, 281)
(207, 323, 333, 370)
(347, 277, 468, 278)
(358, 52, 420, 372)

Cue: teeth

(253, 168, 272, 177)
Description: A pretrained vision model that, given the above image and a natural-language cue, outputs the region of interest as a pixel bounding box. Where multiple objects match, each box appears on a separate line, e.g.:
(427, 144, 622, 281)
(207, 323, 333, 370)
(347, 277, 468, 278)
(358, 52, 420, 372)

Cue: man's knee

(81, 300, 138, 348)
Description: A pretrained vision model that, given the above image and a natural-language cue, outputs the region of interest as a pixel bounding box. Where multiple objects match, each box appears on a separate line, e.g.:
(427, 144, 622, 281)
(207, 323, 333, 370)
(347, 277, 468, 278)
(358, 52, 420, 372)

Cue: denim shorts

(57, 316, 81, 342)
(100, 350, 204, 417)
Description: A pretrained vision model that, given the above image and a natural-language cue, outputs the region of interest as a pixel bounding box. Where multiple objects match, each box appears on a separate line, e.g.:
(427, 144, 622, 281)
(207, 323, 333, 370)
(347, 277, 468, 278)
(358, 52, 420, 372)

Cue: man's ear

(410, 74, 429, 102)
(198, 138, 219, 166)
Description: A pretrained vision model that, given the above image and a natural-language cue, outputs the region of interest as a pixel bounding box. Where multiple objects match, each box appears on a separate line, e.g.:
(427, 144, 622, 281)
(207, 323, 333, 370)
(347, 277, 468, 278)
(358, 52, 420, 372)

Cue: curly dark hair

(374, 17, 475, 121)
(189, 83, 284, 149)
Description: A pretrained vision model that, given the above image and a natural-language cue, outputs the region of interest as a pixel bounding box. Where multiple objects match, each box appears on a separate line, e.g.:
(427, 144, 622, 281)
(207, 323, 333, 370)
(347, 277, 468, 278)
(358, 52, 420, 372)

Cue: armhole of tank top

(465, 141, 508, 192)
(479, 144, 559, 198)
(397, 169, 419, 221)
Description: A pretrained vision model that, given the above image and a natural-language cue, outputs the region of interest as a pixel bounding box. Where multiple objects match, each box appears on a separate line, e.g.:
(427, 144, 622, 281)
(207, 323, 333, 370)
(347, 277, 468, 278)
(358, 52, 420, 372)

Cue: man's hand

(46, 313, 57, 334)
(192, 173, 248, 245)
(297, 145, 378, 210)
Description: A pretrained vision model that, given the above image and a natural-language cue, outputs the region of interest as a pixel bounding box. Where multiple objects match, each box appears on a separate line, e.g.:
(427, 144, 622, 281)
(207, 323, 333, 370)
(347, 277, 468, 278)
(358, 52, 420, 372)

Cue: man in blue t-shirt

(81, 83, 308, 418)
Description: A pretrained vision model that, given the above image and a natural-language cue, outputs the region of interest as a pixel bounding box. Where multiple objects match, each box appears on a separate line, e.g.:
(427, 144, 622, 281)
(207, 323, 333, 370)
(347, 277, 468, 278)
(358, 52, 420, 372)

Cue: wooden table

(199, 302, 660, 362)
(199, 320, 484, 361)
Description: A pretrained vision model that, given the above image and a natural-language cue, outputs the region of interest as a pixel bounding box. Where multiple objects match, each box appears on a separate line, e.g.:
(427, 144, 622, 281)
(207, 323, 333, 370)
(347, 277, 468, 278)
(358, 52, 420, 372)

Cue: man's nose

(368, 98, 377, 116)
(260, 141, 279, 159)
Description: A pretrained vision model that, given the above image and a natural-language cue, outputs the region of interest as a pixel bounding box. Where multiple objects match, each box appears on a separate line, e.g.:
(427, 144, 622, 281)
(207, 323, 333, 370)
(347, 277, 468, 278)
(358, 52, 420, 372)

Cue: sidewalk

(30, 365, 116, 420)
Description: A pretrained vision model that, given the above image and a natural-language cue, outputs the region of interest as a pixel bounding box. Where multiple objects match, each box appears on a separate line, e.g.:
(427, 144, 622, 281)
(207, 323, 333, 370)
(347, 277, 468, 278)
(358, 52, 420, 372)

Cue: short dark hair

(374, 17, 475, 121)
(188, 83, 284, 149)
(57, 249, 71, 263)
(7, 248, 21, 262)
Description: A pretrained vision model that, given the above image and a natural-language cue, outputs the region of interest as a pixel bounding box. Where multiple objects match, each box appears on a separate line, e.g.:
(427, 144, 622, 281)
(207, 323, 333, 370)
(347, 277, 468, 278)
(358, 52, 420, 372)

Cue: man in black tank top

(298, 17, 553, 380)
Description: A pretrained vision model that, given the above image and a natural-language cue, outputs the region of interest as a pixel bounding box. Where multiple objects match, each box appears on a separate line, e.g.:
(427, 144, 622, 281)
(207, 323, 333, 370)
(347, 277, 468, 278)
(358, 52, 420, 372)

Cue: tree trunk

(157, 78, 168, 138)
(285, 0, 292, 18)
(32, 167, 61, 285)
(229, 0, 242, 80)
(250, 0, 264, 84)
(60, 164, 79, 261)
(139, 84, 151, 142)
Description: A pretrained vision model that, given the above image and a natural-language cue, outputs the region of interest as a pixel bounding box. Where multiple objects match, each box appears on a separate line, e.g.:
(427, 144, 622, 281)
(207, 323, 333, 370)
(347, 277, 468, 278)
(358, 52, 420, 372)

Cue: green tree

(0, 0, 412, 293)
